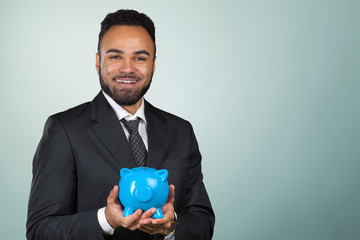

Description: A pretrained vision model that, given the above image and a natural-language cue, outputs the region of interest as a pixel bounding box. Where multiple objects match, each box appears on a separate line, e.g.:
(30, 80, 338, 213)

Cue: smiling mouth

(115, 79, 138, 84)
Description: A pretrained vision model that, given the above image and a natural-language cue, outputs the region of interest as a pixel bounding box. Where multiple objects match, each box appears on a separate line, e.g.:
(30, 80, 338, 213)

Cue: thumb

(108, 185, 119, 205)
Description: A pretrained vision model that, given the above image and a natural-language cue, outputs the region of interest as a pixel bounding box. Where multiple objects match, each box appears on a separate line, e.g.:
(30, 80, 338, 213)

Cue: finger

(142, 208, 156, 219)
(138, 208, 156, 225)
(139, 222, 169, 236)
(168, 184, 175, 203)
(151, 218, 166, 224)
(123, 209, 142, 227)
(152, 212, 173, 224)
(138, 224, 160, 235)
(138, 221, 165, 230)
(152, 207, 175, 224)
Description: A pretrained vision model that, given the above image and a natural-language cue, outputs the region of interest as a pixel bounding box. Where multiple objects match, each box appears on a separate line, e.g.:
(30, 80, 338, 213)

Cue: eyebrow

(134, 50, 150, 56)
(105, 49, 150, 56)
(106, 49, 124, 54)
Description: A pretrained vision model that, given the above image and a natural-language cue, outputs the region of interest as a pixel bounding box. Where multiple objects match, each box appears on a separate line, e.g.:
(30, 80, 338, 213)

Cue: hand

(137, 184, 176, 235)
(104, 185, 142, 230)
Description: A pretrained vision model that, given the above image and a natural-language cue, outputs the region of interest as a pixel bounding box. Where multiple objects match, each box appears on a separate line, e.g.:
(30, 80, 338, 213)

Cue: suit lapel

(89, 92, 137, 168)
(145, 101, 169, 169)
(89, 93, 169, 169)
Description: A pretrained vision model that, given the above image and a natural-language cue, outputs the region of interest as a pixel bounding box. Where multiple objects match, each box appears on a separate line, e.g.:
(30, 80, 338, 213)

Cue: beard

(99, 68, 153, 106)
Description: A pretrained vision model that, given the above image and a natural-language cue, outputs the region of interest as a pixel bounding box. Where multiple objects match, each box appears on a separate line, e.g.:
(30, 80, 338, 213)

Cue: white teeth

(115, 79, 137, 84)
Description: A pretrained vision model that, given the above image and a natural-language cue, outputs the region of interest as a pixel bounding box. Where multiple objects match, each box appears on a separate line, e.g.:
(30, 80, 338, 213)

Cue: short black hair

(98, 9, 156, 56)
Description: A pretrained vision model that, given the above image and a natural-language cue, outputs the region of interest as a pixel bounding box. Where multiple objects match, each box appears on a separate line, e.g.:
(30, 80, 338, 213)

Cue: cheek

(102, 63, 118, 76)
(139, 65, 154, 76)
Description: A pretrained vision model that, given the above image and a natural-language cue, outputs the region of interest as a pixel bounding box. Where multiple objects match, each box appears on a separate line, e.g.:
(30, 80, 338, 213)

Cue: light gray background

(1, 0, 359, 239)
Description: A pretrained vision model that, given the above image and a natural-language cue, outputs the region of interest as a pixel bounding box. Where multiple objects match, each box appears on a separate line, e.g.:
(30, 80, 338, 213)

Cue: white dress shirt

(97, 91, 175, 239)
(103, 91, 148, 150)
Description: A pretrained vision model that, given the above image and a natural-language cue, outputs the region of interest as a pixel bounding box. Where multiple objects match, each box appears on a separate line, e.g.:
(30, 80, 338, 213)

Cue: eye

(135, 56, 147, 61)
(110, 55, 121, 60)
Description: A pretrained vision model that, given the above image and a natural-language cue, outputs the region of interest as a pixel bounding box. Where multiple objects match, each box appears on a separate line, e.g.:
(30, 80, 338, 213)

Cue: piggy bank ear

(156, 169, 168, 182)
(120, 168, 133, 179)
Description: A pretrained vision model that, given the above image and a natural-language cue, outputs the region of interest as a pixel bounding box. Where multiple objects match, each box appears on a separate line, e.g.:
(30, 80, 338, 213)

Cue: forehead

(100, 25, 155, 55)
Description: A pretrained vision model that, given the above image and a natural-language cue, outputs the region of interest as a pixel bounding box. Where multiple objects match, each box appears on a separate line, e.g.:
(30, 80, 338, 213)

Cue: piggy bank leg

(152, 208, 164, 219)
(123, 206, 135, 217)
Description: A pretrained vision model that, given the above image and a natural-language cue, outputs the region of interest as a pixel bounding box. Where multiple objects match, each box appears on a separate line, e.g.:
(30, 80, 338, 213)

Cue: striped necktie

(121, 118, 147, 167)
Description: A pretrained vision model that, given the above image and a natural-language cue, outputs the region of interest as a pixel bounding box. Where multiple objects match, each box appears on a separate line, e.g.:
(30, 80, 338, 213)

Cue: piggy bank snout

(134, 185, 153, 202)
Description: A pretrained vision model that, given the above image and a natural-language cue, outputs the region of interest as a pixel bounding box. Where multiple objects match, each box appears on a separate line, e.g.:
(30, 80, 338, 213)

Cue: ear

(120, 168, 133, 179)
(95, 53, 100, 75)
(156, 169, 168, 182)
(152, 56, 156, 74)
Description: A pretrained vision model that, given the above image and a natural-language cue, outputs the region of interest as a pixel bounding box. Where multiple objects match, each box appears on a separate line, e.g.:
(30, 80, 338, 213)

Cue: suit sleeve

(26, 116, 104, 240)
(175, 123, 215, 240)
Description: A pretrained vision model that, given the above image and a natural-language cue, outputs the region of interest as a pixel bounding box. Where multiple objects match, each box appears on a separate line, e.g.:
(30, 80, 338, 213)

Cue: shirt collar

(102, 91, 147, 123)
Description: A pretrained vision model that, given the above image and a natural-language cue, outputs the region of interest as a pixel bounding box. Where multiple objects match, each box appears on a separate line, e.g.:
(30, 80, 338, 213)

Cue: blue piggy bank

(119, 167, 169, 218)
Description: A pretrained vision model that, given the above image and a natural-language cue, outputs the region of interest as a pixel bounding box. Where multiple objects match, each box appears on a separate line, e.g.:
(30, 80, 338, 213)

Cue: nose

(120, 59, 135, 73)
(134, 185, 153, 203)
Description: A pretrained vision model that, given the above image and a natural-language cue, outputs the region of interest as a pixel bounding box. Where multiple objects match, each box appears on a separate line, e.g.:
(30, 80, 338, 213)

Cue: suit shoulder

(145, 101, 192, 128)
(50, 101, 92, 124)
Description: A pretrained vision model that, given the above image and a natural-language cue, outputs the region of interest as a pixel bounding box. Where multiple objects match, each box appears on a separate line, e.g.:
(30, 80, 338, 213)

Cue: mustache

(116, 73, 140, 78)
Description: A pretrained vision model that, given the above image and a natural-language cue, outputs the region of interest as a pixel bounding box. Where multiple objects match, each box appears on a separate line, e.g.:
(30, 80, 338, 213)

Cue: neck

(121, 98, 143, 115)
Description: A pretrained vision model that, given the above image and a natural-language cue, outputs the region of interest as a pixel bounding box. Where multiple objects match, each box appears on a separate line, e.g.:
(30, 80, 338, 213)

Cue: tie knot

(121, 118, 141, 134)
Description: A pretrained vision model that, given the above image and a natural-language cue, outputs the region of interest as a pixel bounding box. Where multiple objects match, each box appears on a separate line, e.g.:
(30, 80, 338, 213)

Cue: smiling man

(97, 25, 155, 114)
(27, 10, 215, 240)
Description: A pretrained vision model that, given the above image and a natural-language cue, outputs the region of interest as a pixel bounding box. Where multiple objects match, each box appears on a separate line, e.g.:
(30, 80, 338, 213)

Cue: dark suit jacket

(26, 92, 215, 240)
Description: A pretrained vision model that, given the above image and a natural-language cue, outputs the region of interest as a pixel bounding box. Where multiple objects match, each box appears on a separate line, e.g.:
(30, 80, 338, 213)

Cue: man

(26, 9, 215, 240)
